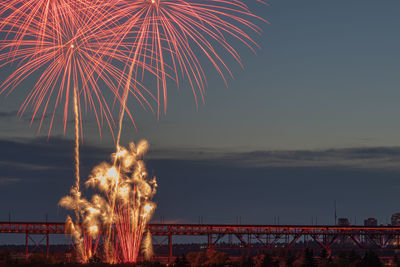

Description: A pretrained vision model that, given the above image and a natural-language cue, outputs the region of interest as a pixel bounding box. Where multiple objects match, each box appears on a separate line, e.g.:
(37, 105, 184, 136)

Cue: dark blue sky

(3, 1, 400, 149)
(1, 0, 400, 231)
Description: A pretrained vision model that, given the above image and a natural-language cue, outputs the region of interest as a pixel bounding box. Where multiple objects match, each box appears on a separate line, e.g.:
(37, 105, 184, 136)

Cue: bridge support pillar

(168, 233, 172, 263)
(46, 231, 49, 258)
(25, 231, 28, 262)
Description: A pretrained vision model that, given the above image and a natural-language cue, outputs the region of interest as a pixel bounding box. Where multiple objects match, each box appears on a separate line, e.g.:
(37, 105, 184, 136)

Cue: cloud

(0, 177, 22, 185)
(0, 110, 17, 118)
(0, 161, 55, 171)
(1, 136, 400, 223)
(2, 135, 400, 175)
(0, 109, 51, 122)
(150, 146, 400, 170)
(0, 136, 111, 179)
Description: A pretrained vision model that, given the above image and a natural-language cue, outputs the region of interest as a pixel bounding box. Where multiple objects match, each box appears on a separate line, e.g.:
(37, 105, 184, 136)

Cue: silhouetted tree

(394, 254, 400, 267)
(358, 250, 381, 267)
(237, 253, 254, 267)
(320, 248, 328, 260)
(142, 261, 167, 267)
(259, 252, 273, 267)
(302, 248, 315, 267)
(186, 251, 208, 266)
(318, 248, 329, 266)
(347, 249, 360, 263)
(207, 251, 229, 266)
(338, 251, 347, 260)
(28, 253, 47, 264)
(174, 254, 190, 267)
(276, 249, 292, 267)
(285, 255, 296, 267)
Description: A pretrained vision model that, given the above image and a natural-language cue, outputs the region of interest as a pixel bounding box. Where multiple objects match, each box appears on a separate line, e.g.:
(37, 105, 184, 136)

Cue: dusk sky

(1, 0, 400, 235)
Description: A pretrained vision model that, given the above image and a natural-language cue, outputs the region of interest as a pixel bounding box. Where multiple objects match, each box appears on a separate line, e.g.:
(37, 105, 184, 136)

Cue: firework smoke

(60, 140, 157, 263)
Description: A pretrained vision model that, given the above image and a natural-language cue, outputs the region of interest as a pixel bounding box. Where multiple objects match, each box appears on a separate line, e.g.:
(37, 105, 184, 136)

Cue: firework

(0, 0, 265, 264)
(60, 140, 157, 263)
(106, 4, 265, 260)
(0, 0, 155, 136)
(105, 3, 265, 261)
(109, 0, 266, 116)
(0, 2, 158, 262)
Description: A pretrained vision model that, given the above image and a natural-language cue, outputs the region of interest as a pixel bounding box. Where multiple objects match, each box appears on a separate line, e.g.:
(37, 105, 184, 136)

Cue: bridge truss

(1, 222, 400, 261)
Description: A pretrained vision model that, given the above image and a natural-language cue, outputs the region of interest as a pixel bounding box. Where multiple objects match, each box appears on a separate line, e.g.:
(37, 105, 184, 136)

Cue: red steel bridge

(1, 222, 400, 261)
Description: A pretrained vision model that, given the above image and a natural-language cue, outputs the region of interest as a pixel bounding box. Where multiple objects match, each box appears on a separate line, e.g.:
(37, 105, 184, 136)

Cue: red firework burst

(0, 0, 157, 136)
(108, 0, 266, 115)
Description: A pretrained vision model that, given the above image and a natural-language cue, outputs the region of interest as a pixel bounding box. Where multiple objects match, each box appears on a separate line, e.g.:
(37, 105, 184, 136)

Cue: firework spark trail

(73, 87, 82, 224)
(0, 0, 156, 136)
(104, 23, 152, 261)
(73, 88, 81, 194)
(110, 0, 266, 115)
(0, 0, 264, 144)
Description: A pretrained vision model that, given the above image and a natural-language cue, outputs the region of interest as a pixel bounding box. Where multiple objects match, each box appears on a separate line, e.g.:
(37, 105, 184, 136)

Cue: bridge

(1, 222, 400, 261)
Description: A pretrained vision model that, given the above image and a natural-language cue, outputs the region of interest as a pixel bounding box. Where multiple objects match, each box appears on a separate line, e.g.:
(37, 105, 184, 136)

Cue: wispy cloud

(150, 146, 400, 170)
(0, 110, 17, 118)
(0, 110, 50, 122)
(0, 161, 56, 171)
(2, 136, 400, 171)
(0, 136, 110, 177)
(0, 177, 22, 185)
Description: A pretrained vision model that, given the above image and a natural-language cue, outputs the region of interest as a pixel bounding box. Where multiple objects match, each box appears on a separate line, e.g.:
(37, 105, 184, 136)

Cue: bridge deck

(2, 222, 400, 261)
(1, 222, 400, 235)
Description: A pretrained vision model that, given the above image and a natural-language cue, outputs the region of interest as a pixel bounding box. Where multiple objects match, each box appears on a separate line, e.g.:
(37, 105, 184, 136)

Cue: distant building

(338, 218, 350, 226)
(364, 218, 377, 226)
(391, 213, 400, 226)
